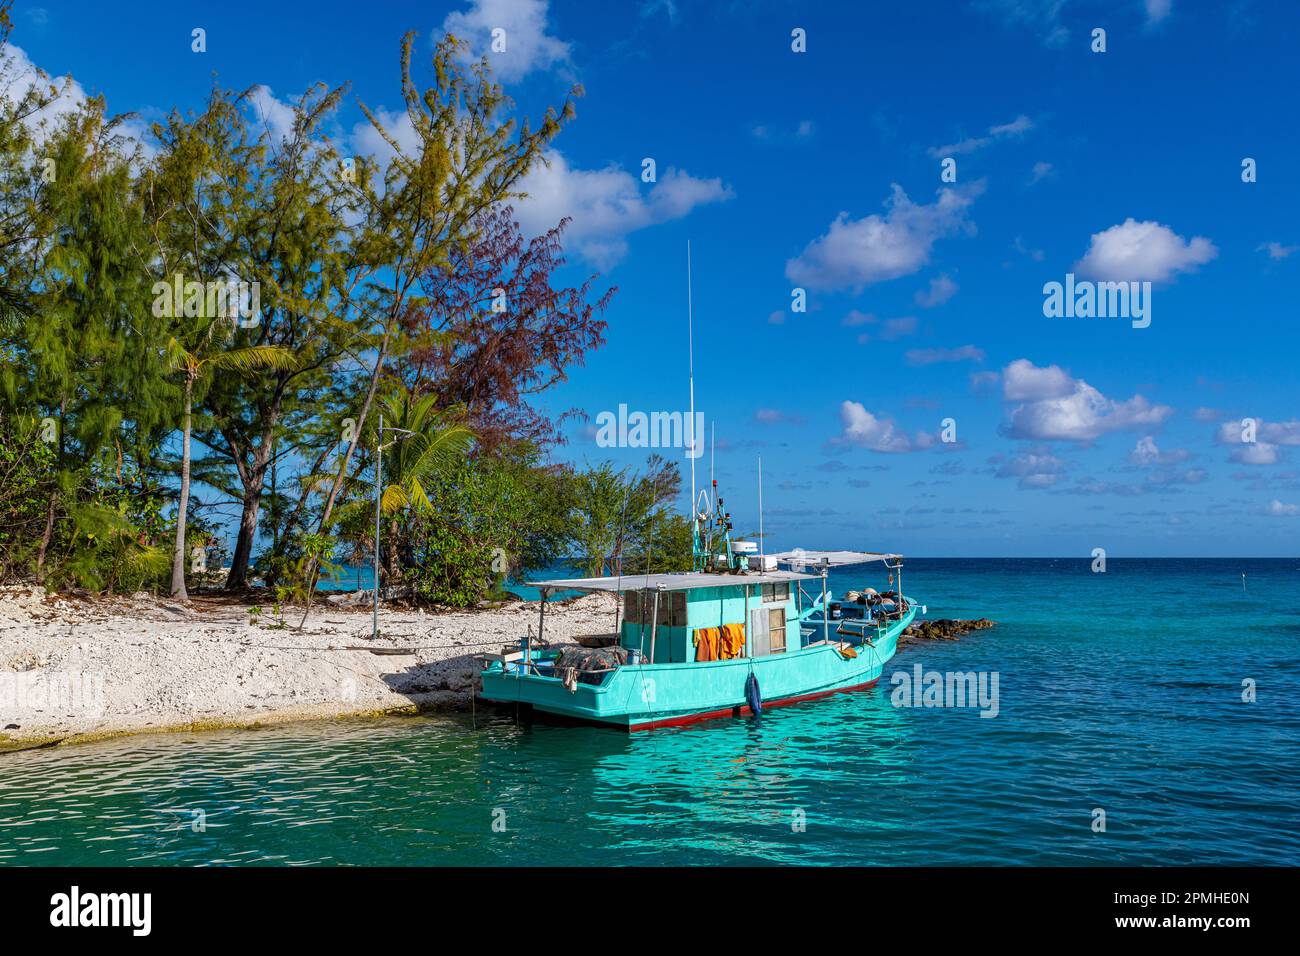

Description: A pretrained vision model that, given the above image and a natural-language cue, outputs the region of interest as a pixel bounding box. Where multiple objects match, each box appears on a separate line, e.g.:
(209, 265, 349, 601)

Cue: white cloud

(1013, 235, 1045, 261)
(0, 42, 153, 157)
(1146, 467, 1205, 486)
(915, 273, 958, 308)
(640, 0, 680, 23)
(1028, 160, 1053, 185)
(878, 316, 917, 340)
(975, 0, 1070, 47)
(833, 402, 928, 453)
(848, 314, 917, 344)
(1145, 0, 1173, 26)
(755, 408, 803, 425)
(1001, 359, 1173, 441)
(349, 106, 421, 167)
(1002, 358, 1074, 402)
(906, 345, 985, 366)
(1257, 241, 1297, 260)
(509, 150, 733, 268)
(928, 114, 1034, 157)
(248, 86, 297, 145)
(1216, 419, 1300, 446)
(1216, 418, 1300, 465)
(1269, 500, 1299, 517)
(1129, 435, 1189, 466)
(786, 183, 980, 292)
(442, 0, 571, 83)
(1074, 218, 1217, 283)
(1230, 443, 1279, 465)
(993, 451, 1064, 489)
(1130, 435, 1161, 466)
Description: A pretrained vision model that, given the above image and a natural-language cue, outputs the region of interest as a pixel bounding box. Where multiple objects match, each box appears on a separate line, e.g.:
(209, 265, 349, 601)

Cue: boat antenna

(686, 239, 696, 522)
(758, 454, 765, 571)
(613, 478, 633, 636)
(638, 474, 662, 660)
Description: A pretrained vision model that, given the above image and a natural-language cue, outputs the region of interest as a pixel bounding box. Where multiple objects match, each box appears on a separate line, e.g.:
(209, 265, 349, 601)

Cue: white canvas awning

(528, 569, 817, 594)
(768, 549, 902, 570)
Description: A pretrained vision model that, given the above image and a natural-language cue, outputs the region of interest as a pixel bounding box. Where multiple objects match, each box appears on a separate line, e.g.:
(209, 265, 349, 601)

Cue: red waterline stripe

(628, 678, 880, 731)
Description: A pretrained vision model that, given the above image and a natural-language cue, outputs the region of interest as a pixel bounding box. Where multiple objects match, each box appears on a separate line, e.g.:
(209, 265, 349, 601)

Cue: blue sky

(10, 0, 1299, 556)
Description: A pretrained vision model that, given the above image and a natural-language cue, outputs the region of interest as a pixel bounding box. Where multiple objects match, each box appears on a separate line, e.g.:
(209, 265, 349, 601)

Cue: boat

(477, 479, 923, 730)
(477, 243, 923, 729)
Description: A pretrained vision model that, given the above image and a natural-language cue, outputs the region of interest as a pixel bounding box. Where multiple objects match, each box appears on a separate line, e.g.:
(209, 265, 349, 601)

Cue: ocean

(2, 558, 1296, 866)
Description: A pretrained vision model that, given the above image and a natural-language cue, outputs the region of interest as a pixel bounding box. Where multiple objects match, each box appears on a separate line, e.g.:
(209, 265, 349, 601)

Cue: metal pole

(534, 590, 544, 673)
(649, 587, 661, 664)
(743, 584, 750, 658)
(686, 240, 695, 522)
(821, 569, 829, 644)
(372, 414, 382, 641)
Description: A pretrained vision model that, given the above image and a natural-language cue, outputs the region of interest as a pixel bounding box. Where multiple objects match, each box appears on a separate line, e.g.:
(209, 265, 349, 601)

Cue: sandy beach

(0, 584, 619, 751)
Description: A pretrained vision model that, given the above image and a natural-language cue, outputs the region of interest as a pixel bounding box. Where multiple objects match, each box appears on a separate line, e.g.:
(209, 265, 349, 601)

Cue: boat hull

(479, 607, 912, 731)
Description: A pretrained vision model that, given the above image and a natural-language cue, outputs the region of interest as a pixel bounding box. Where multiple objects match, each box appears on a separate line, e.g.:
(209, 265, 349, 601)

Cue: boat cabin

(532, 570, 821, 664)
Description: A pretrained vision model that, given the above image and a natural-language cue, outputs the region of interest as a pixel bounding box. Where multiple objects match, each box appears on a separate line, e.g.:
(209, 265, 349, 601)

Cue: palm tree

(375, 389, 474, 519)
(166, 323, 297, 600)
(296, 386, 472, 629)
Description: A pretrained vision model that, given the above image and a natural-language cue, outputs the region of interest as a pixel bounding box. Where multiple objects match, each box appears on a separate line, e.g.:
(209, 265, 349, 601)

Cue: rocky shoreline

(0, 584, 615, 752)
(1, 583, 995, 752)
(899, 618, 997, 645)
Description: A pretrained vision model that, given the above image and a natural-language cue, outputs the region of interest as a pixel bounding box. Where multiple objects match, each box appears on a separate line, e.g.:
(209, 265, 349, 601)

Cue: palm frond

(207, 345, 300, 373)
(380, 484, 408, 514)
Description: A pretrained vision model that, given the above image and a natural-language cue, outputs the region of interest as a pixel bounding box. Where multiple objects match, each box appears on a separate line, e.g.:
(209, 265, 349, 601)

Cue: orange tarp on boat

(719, 623, 745, 660)
(692, 627, 720, 662)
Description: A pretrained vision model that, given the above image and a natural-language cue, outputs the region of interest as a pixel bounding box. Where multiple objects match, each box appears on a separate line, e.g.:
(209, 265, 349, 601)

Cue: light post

(373, 413, 415, 641)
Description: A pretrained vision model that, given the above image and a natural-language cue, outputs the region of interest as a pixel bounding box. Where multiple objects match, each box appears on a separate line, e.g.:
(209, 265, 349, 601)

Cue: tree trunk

(34, 399, 65, 583)
(223, 419, 278, 591)
(34, 493, 56, 584)
(316, 331, 389, 533)
(294, 330, 390, 626)
(170, 378, 193, 599)
(225, 490, 263, 590)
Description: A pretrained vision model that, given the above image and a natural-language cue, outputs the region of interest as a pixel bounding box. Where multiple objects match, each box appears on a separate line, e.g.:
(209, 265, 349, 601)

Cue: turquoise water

(2, 559, 1297, 866)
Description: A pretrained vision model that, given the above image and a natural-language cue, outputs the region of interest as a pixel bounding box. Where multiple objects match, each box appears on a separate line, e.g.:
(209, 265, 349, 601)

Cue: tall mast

(686, 240, 696, 520)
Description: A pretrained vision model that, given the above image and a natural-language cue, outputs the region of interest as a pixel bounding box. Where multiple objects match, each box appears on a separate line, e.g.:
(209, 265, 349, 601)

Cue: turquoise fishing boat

(478, 480, 922, 730)
(478, 245, 922, 729)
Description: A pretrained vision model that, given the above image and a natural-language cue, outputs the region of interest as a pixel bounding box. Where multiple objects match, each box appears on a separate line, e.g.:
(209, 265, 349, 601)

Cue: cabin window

(655, 590, 686, 629)
(760, 582, 790, 603)
(672, 593, 687, 626)
(623, 591, 642, 624)
(625, 591, 685, 626)
(655, 592, 687, 626)
(768, 607, 787, 653)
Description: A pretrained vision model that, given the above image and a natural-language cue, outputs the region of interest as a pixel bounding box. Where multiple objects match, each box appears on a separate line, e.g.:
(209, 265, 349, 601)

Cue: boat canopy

(769, 549, 902, 569)
(529, 570, 818, 594)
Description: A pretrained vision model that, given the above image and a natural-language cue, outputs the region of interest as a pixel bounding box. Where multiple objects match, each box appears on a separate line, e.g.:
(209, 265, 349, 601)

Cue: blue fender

(744, 672, 762, 717)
